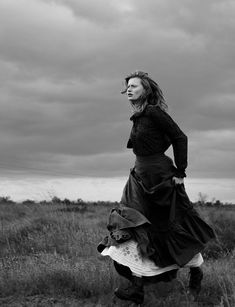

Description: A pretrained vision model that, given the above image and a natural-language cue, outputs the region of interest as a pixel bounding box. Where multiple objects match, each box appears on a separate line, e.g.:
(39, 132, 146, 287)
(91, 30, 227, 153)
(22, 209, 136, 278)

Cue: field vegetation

(0, 196, 234, 306)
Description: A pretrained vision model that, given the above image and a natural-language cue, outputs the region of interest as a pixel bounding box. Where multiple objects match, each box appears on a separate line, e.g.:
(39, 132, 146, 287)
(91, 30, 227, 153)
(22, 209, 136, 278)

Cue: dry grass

(0, 201, 234, 306)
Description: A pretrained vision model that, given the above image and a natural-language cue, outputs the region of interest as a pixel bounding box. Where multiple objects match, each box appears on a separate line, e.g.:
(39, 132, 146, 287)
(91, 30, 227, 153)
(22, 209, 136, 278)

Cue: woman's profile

(98, 71, 215, 304)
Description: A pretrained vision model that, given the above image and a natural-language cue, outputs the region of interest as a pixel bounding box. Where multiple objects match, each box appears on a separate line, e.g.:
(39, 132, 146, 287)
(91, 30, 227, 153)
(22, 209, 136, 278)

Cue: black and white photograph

(0, 0, 234, 306)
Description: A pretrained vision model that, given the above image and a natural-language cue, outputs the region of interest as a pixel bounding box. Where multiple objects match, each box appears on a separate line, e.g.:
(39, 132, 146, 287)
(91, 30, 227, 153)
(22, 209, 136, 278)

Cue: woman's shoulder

(146, 105, 187, 137)
(145, 104, 166, 118)
(145, 104, 179, 127)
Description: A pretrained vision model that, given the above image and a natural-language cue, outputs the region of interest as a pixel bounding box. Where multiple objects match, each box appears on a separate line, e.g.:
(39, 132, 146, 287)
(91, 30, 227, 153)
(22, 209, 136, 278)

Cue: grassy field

(0, 200, 234, 306)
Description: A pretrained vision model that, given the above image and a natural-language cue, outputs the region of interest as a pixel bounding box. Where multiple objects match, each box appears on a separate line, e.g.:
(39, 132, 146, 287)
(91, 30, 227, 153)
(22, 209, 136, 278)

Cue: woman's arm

(147, 105, 188, 178)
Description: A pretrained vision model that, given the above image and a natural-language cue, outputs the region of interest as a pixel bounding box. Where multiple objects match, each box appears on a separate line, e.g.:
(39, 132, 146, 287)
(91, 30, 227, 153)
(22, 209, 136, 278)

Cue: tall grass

(0, 202, 118, 299)
(0, 201, 234, 306)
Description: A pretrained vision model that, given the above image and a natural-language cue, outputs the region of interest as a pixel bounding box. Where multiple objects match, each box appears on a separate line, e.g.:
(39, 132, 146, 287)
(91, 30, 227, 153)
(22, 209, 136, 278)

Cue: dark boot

(188, 267, 203, 299)
(114, 276, 144, 304)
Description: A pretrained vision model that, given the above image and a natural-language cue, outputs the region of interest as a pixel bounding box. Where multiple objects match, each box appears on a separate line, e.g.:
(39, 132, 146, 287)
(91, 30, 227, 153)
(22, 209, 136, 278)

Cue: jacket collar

(130, 104, 148, 121)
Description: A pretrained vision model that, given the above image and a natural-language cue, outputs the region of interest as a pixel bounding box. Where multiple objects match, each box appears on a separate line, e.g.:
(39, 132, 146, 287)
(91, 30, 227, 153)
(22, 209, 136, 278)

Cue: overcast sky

(0, 0, 235, 202)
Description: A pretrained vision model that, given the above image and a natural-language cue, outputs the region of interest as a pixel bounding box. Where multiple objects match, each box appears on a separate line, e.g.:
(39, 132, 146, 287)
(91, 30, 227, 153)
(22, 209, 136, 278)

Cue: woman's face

(127, 77, 145, 102)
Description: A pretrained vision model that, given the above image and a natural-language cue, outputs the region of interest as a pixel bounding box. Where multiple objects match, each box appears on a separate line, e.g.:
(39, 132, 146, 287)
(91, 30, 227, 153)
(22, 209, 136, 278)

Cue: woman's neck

(131, 100, 148, 113)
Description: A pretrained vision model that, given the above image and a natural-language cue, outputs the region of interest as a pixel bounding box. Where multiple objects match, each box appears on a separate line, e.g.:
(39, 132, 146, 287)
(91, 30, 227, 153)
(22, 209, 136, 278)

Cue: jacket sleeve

(148, 106, 188, 177)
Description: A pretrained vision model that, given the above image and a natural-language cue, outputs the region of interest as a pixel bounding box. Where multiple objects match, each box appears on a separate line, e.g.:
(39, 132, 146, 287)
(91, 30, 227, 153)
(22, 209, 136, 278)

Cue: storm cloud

(0, 0, 235, 201)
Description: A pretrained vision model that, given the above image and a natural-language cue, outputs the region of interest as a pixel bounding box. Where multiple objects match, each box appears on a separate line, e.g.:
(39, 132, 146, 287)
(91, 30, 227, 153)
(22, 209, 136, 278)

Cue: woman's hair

(121, 70, 168, 112)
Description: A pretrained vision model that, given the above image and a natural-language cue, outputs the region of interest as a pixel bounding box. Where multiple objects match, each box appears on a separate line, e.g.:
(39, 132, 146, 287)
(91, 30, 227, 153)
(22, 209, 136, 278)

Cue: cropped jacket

(127, 105, 188, 178)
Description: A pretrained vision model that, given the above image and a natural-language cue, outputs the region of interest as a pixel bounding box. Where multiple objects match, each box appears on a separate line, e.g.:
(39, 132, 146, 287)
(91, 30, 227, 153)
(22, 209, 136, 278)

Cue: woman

(98, 71, 215, 304)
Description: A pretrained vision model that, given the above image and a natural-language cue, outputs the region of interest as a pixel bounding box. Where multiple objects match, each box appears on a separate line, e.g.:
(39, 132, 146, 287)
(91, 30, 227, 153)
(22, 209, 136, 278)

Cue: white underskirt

(101, 240, 203, 277)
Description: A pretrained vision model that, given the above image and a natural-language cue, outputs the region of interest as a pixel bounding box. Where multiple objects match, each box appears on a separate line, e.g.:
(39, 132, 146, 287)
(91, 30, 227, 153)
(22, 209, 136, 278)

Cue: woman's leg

(188, 267, 203, 298)
(114, 270, 144, 304)
(185, 253, 204, 298)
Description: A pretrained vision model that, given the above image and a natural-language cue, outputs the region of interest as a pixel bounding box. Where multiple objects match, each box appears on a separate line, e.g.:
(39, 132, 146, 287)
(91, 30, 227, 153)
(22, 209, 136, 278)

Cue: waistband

(135, 153, 166, 163)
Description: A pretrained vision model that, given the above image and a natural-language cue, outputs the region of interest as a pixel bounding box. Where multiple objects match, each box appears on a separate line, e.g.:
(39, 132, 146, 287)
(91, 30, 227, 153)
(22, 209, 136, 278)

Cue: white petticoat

(101, 240, 203, 277)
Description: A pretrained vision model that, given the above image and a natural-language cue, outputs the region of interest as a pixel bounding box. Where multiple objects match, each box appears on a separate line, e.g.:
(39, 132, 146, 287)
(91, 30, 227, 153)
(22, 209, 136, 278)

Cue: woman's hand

(172, 177, 184, 185)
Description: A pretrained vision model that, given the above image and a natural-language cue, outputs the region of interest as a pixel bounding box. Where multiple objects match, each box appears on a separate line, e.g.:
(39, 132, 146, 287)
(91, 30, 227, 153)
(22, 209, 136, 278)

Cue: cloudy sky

(0, 0, 235, 202)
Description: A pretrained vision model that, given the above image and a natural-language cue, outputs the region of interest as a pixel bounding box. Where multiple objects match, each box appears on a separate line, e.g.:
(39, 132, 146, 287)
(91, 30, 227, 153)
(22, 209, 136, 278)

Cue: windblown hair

(121, 71, 168, 112)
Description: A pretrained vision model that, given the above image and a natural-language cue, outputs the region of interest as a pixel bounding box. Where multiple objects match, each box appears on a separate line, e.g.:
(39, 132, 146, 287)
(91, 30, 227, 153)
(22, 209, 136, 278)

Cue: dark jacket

(127, 105, 188, 178)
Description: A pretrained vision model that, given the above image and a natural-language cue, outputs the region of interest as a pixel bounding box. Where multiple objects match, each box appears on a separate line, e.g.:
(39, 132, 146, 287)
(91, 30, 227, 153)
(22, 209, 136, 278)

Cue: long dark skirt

(120, 154, 216, 267)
